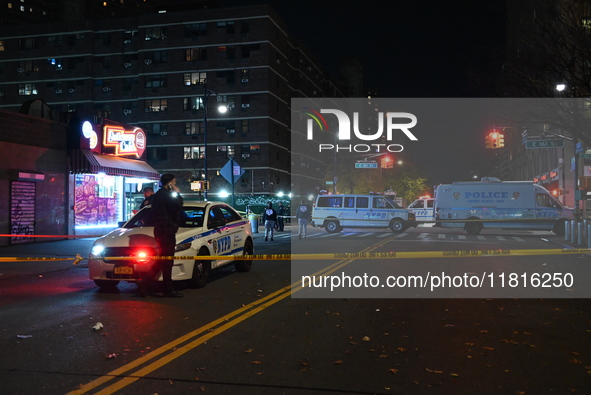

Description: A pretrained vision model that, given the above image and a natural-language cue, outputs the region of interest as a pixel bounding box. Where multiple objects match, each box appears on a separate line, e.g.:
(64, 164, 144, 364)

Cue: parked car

(88, 201, 254, 289)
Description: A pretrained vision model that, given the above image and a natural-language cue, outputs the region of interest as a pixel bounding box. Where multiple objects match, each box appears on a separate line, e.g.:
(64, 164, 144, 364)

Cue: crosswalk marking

(277, 231, 542, 243)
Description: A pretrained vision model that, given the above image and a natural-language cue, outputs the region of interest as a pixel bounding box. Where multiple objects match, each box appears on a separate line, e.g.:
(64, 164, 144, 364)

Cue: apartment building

(0, 4, 342, 202)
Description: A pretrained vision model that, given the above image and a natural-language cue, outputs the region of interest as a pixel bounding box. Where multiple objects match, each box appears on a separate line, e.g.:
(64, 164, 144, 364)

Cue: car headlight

(91, 245, 105, 258)
(175, 242, 192, 253)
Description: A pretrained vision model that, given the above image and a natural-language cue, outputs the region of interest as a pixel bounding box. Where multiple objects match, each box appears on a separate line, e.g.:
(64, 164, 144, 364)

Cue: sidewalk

(0, 237, 96, 279)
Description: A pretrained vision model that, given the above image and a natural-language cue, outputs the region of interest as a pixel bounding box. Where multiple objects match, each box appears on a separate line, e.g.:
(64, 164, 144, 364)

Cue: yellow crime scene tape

(1, 248, 590, 264)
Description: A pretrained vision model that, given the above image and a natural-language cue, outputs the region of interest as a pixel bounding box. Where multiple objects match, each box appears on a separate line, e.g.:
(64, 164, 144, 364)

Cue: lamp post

(202, 83, 228, 201)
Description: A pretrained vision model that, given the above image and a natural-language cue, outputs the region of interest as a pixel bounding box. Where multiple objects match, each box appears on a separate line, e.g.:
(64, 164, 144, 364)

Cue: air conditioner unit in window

(123, 62, 132, 68)
(68, 88, 75, 93)
(241, 78, 249, 83)
(54, 89, 62, 94)
(227, 103, 236, 109)
(160, 131, 168, 136)
(102, 87, 111, 92)
(242, 154, 250, 159)
(226, 129, 235, 134)
(124, 39, 132, 44)
(123, 109, 131, 115)
(17, 67, 25, 73)
(144, 59, 152, 65)
(241, 104, 250, 108)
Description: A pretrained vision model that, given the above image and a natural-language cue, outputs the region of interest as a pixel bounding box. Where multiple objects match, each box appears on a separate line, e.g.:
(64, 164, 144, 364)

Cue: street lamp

(202, 84, 228, 201)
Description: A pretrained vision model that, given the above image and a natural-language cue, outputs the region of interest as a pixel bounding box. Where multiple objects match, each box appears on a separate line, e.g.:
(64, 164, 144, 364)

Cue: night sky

(219, 0, 508, 186)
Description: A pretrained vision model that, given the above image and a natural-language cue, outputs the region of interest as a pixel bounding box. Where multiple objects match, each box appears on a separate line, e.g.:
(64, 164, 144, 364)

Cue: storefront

(69, 119, 159, 234)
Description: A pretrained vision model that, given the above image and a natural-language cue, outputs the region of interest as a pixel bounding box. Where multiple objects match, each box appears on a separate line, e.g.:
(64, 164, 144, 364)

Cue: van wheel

(325, 220, 340, 233)
(465, 221, 481, 235)
(188, 248, 211, 288)
(389, 219, 405, 233)
(235, 238, 253, 272)
(552, 220, 566, 236)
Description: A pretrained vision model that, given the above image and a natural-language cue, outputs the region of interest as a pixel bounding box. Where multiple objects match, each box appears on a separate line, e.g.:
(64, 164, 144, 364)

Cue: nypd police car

(88, 201, 254, 289)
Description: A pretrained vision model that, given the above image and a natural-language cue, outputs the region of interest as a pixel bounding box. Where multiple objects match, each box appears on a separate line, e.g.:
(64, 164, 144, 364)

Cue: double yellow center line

(67, 243, 382, 394)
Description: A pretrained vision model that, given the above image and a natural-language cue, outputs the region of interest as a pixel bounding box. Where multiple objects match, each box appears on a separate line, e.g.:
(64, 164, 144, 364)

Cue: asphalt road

(1, 225, 590, 394)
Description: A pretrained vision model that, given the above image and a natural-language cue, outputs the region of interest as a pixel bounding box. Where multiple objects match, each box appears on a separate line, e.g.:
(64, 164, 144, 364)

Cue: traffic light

(485, 133, 492, 149)
(381, 155, 393, 168)
(497, 132, 505, 148)
(490, 132, 499, 148)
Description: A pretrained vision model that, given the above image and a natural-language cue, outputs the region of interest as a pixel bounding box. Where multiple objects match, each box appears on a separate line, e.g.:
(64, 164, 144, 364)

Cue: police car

(88, 201, 254, 289)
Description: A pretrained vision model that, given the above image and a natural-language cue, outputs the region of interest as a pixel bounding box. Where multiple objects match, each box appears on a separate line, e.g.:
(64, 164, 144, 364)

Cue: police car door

(207, 205, 240, 267)
(369, 196, 391, 227)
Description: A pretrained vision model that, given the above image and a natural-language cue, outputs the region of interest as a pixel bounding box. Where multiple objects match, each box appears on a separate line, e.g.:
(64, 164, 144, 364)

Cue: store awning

(70, 150, 160, 180)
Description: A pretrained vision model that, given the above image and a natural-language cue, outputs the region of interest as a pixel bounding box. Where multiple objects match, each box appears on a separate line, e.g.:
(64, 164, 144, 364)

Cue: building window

(18, 83, 37, 95)
(145, 123, 168, 135)
(145, 27, 167, 40)
(0, 40, 5, 51)
(148, 147, 167, 161)
(185, 48, 207, 61)
(216, 21, 235, 35)
(184, 146, 204, 159)
(183, 97, 204, 111)
(17, 60, 39, 72)
(217, 95, 235, 109)
(183, 72, 207, 86)
(144, 99, 167, 112)
(47, 58, 63, 70)
(145, 74, 167, 88)
(185, 23, 207, 38)
(217, 145, 235, 158)
(241, 69, 249, 82)
(18, 37, 38, 50)
(241, 44, 259, 58)
(583, 17, 591, 30)
(241, 120, 250, 134)
(145, 50, 168, 64)
(185, 122, 204, 135)
(216, 70, 235, 84)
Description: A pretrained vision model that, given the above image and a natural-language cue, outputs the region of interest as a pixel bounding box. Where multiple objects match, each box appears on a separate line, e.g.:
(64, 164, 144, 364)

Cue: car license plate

(114, 266, 133, 275)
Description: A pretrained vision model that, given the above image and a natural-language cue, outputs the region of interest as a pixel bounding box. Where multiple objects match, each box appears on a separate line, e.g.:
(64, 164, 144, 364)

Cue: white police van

(311, 194, 417, 233)
(407, 196, 435, 222)
(435, 178, 574, 235)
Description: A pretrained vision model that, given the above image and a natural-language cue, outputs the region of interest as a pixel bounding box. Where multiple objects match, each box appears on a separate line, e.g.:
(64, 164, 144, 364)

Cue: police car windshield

(123, 207, 205, 228)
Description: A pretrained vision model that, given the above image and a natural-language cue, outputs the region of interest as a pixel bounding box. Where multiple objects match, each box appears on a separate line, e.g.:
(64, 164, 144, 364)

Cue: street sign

(355, 162, 378, 169)
(220, 159, 245, 184)
(525, 140, 564, 149)
(580, 153, 591, 159)
(325, 181, 334, 185)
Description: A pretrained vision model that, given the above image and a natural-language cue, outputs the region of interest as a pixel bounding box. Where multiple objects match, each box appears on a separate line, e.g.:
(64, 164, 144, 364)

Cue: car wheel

(552, 220, 566, 236)
(94, 279, 119, 288)
(188, 248, 211, 288)
(235, 238, 254, 272)
(389, 219, 405, 233)
(325, 220, 340, 233)
(465, 220, 482, 235)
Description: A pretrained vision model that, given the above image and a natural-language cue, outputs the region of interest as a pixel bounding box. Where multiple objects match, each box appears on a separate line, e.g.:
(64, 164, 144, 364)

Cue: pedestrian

(277, 201, 285, 231)
(139, 186, 154, 209)
(262, 201, 277, 241)
(296, 199, 311, 239)
(137, 174, 184, 298)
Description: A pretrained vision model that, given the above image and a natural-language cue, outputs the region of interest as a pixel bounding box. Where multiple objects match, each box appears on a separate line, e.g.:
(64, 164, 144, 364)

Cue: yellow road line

(67, 242, 382, 395)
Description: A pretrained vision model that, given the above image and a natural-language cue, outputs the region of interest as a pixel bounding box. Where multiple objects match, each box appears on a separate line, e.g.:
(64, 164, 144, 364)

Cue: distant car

(88, 201, 254, 289)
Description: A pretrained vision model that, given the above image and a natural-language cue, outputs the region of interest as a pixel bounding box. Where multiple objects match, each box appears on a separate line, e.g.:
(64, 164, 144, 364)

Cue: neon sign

(81, 120, 146, 158)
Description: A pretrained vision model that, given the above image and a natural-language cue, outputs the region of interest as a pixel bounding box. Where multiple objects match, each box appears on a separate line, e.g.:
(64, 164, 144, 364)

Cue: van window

(536, 193, 559, 208)
(317, 196, 343, 208)
(356, 197, 369, 208)
(409, 200, 423, 209)
(373, 197, 393, 209)
(344, 197, 355, 208)
(427, 200, 434, 208)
